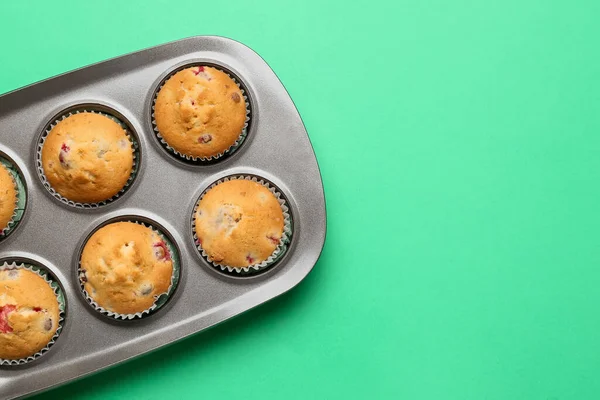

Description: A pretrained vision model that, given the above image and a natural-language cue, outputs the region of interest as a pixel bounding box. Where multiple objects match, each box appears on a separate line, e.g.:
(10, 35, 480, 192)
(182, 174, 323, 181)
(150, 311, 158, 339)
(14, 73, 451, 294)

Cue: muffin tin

(0, 36, 326, 399)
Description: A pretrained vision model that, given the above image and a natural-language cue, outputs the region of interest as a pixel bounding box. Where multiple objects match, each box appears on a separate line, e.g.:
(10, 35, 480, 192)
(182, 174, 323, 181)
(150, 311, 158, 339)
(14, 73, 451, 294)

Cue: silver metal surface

(0, 36, 326, 400)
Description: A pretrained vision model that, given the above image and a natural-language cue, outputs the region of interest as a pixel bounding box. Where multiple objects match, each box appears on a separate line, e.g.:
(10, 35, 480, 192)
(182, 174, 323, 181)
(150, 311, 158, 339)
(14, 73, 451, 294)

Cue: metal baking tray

(0, 36, 326, 399)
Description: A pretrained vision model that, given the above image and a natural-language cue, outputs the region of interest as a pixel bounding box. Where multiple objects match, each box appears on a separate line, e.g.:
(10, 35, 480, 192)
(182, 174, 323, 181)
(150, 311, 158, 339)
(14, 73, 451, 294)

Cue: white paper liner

(35, 109, 139, 209)
(77, 220, 180, 320)
(192, 175, 293, 274)
(0, 262, 66, 366)
(151, 64, 251, 162)
(0, 158, 25, 238)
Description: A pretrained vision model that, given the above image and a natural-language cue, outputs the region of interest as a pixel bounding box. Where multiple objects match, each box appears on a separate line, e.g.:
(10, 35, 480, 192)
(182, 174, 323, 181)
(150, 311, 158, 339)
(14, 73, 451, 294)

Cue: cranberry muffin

(41, 112, 134, 204)
(154, 66, 246, 159)
(0, 268, 60, 360)
(80, 222, 173, 315)
(0, 164, 17, 232)
(194, 179, 284, 268)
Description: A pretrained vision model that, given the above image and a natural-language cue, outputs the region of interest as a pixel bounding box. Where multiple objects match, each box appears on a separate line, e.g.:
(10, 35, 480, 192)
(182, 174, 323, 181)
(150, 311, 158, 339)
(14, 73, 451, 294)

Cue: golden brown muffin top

(80, 222, 173, 315)
(0, 164, 16, 232)
(194, 180, 285, 268)
(0, 268, 60, 360)
(41, 112, 134, 204)
(154, 66, 246, 159)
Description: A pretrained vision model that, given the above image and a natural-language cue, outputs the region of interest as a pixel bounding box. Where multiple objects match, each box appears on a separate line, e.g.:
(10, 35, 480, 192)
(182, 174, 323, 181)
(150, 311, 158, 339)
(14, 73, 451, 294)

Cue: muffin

(80, 222, 173, 316)
(154, 66, 247, 159)
(0, 164, 17, 232)
(194, 179, 285, 268)
(0, 268, 60, 361)
(41, 112, 134, 204)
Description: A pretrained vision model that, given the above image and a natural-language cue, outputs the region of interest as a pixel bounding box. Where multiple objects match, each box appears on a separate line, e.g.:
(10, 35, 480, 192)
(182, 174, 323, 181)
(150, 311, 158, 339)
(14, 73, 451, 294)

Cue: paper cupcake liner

(192, 175, 293, 275)
(35, 109, 140, 209)
(0, 156, 26, 239)
(0, 262, 66, 366)
(151, 64, 251, 163)
(77, 220, 180, 320)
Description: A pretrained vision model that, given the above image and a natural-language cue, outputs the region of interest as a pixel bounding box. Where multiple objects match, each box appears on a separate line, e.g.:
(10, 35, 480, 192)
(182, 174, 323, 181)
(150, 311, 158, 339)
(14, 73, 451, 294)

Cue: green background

(1, 0, 599, 399)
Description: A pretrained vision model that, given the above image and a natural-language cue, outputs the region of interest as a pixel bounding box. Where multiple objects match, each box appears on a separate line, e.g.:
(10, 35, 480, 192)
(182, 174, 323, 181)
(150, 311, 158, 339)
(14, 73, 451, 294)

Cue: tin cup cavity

(191, 174, 293, 277)
(0, 259, 67, 366)
(35, 104, 141, 209)
(150, 62, 252, 165)
(76, 215, 181, 321)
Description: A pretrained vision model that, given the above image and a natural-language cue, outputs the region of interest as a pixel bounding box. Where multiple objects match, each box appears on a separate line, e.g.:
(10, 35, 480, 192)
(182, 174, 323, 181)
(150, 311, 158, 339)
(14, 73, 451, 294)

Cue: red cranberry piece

(193, 66, 205, 75)
(267, 236, 280, 245)
(246, 255, 255, 264)
(58, 143, 71, 167)
(153, 241, 171, 261)
(0, 304, 16, 333)
(198, 134, 212, 144)
(231, 92, 241, 103)
(58, 151, 70, 169)
(33, 307, 42, 312)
